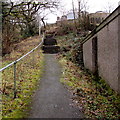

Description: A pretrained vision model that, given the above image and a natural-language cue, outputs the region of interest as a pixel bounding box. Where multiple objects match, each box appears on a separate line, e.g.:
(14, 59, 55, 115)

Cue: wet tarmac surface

(29, 54, 84, 118)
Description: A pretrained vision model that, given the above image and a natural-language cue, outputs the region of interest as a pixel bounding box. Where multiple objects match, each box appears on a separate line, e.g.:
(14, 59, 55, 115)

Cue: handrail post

(33, 50, 34, 68)
(0, 40, 44, 99)
(14, 62, 17, 99)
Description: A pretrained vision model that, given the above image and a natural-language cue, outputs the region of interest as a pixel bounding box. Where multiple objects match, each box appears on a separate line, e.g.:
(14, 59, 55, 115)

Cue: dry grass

(58, 55, 120, 119)
(2, 36, 41, 63)
(2, 35, 44, 118)
(56, 33, 120, 119)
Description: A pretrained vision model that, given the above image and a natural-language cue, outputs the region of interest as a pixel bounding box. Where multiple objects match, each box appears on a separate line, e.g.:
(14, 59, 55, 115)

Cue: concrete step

(43, 38, 57, 46)
(42, 45, 60, 54)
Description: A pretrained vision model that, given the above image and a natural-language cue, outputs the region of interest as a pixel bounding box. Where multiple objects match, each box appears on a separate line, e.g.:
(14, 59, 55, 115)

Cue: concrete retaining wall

(83, 36, 98, 74)
(83, 38, 93, 71)
(83, 6, 120, 94)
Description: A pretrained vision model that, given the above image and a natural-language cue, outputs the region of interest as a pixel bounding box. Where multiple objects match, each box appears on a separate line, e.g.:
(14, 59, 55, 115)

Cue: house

(56, 11, 109, 26)
(66, 12, 78, 20)
(56, 15, 67, 25)
(88, 11, 110, 24)
(56, 11, 78, 22)
(61, 15, 67, 21)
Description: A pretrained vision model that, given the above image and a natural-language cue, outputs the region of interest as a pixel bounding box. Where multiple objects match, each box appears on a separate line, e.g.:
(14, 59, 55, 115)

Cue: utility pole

(37, 12, 41, 36)
(39, 19, 41, 37)
(78, 0, 81, 26)
(72, 0, 77, 34)
(72, 0, 76, 21)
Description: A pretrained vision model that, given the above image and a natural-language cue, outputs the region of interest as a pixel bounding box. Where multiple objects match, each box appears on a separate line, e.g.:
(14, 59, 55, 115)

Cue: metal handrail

(0, 34, 44, 72)
(1, 33, 45, 98)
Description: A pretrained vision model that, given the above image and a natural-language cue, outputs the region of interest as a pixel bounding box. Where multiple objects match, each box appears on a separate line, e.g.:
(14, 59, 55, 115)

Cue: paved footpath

(29, 54, 84, 118)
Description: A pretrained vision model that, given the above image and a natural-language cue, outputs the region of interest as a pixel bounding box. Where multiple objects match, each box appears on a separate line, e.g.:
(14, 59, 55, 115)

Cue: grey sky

(46, 0, 120, 23)
(6, 0, 120, 23)
(61, 0, 119, 13)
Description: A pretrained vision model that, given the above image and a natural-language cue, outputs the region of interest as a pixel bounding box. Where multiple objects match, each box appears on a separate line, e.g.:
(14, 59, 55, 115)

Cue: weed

(2, 36, 44, 118)
(58, 53, 120, 119)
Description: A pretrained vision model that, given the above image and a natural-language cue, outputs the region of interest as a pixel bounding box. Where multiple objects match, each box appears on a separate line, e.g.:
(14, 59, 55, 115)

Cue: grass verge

(2, 36, 44, 118)
(58, 55, 120, 119)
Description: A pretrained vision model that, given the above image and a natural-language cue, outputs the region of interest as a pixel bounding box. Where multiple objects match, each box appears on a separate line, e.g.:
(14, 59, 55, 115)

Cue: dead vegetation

(2, 36, 44, 118)
(2, 36, 40, 63)
(55, 32, 120, 119)
(58, 55, 120, 119)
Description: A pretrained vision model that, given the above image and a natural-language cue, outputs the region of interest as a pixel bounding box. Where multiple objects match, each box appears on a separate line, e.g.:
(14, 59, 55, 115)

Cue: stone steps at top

(42, 35, 60, 54)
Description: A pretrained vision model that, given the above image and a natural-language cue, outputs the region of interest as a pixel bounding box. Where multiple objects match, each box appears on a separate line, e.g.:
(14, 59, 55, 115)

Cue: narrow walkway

(29, 54, 84, 118)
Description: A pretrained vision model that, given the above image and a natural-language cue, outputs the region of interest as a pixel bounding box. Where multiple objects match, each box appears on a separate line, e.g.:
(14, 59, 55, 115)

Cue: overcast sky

(8, 0, 120, 23)
(61, 0, 120, 13)
(46, 0, 120, 23)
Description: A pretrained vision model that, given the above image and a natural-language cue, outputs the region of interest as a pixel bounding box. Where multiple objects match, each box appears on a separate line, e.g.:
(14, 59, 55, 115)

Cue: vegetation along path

(29, 54, 84, 118)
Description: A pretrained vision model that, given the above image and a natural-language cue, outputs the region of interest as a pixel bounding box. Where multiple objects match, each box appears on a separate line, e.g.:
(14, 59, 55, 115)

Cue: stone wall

(83, 6, 120, 94)
(97, 16, 119, 93)
(83, 38, 93, 71)
(118, 6, 120, 94)
(83, 36, 98, 74)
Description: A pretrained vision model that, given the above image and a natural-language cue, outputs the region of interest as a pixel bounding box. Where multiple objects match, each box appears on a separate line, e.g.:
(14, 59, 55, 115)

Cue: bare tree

(78, 0, 89, 30)
(72, 0, 78, 34)
(104, 2, 115, 13)
(2, 0, 60, 55)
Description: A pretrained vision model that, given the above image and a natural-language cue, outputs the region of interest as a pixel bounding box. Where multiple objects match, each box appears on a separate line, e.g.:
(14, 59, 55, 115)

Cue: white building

(66, 12, 78, 20)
